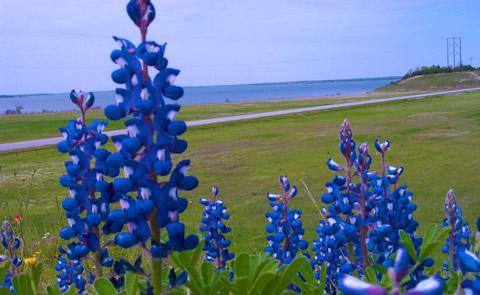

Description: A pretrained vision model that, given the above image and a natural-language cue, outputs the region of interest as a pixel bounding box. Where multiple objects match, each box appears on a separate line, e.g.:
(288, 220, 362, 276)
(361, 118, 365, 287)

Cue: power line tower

(447, 37, 462, 68)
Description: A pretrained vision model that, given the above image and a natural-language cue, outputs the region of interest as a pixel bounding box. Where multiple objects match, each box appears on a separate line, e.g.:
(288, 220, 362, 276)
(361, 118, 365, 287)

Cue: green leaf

(365, 266, 378, 284)
(418, 241, 440, 261)
(318, 263, 327, 293)
(170, 238, 203, 270)
(399, 230, 417, 261)
(250, 257, 279, 288)
(233, 253, 250, 278)
(46, 285, 62, 295)
(233, 277, 250, 295)
(248, 272, 277, 295)
(435, 226, 450, 245)
(12, 274, 34, 295)
(94, 277, 118, 295)
(422, 224, 437, 247)
(268, 256, 308, 295)
(446, 269, 459, 294)
(125, 272, 139, 295)
(0, 262, 10, 283)
(32, 262, 44, 292)
(64, 285, 78, 295)
(185, 268, 203, 294)
(201, 262, 214, 287)
(0, 287, 12, 295)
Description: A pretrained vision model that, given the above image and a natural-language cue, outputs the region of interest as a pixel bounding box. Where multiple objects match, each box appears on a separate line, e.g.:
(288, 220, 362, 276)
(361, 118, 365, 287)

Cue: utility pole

(459, 37, 462, 66)
(446, 37, 462, 68)
(447, 38, 450, 67)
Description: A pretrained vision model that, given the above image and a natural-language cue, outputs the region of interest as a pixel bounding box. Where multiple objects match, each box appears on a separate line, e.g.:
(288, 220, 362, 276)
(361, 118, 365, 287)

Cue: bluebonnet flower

(442, 189, 471, 271)
(1, 220, 22, 268)
(55, 256, 87, 293)
(199, 186, 235, 270)
(264, 176, 308, 265)
(58, 1, 199, 293)
(57, 90, 112, 281)
(1, 220, 22, 292)
(312, 119, 421, 291)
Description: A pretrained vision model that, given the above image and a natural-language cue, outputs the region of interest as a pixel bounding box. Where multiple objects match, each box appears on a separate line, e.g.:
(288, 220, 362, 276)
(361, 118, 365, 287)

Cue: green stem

(150, 209, 163, 295)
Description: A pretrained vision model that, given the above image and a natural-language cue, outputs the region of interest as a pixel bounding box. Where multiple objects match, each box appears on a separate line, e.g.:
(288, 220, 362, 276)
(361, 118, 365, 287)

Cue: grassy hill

(378, 71, 480, 92)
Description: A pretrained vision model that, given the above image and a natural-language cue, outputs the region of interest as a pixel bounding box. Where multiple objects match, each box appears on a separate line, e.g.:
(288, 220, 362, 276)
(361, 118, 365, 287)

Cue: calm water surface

(0, 77, 399, 113)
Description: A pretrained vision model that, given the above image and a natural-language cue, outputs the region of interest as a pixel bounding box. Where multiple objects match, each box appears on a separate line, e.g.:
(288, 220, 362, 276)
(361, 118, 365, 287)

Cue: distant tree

(402, 64, 477, 80)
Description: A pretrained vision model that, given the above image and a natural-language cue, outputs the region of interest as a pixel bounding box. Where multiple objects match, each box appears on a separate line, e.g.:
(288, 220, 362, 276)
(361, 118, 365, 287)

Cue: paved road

(1, 87, 480, 152)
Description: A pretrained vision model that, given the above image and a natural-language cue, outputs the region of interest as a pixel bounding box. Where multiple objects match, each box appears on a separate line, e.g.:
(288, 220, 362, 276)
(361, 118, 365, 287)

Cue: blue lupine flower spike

(312, 119, 421, 292)
(199, 186, 235, 270)
(441, 189, 470, 271)
(264, 176, 308, 265)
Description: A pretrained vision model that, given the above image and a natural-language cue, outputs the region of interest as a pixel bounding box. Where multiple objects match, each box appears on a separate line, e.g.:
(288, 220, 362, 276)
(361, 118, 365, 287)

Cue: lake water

(0, 77, 399, 114)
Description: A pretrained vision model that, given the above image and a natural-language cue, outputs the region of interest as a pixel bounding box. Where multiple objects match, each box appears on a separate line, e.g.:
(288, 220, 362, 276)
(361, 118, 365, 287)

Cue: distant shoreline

(0, 76, 400, 97)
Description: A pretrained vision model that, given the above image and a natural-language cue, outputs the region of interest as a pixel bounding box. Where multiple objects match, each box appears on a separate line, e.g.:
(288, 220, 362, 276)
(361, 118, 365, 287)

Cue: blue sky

(0, 0, 478, 94)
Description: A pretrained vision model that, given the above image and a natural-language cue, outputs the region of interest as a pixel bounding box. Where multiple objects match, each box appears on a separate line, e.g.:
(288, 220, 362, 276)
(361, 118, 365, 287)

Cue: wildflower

(264, 176, 308, 265)
(57, 0, 198, 291)
(312, 120, 421, 291)
(11, 214, 22, 223)
(24, 256, 37, 268)
(441, 189, 470, 270)
(199, 186, 235, 270)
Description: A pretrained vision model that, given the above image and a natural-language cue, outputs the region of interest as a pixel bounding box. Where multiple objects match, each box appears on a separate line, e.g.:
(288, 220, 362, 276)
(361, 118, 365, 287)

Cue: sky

(0, 0, 479, 95)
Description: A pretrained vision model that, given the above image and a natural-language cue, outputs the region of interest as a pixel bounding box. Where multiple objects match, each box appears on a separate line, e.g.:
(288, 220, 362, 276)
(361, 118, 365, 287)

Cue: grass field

(1, 90, 479, 265)
(378, 71, 480, 92)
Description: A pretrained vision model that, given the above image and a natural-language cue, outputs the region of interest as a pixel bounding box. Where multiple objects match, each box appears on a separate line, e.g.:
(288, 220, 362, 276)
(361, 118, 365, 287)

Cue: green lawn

(0, 91, 479, 282)
(378, 71, 480, 92)
(0, 93, 396, 144)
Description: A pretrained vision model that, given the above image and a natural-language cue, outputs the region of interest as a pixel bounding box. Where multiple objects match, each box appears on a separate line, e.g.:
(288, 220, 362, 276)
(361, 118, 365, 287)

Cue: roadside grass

(378, 71, 480, 92)
(0, 92, 402, 144)
(0, 92, 479, 282)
